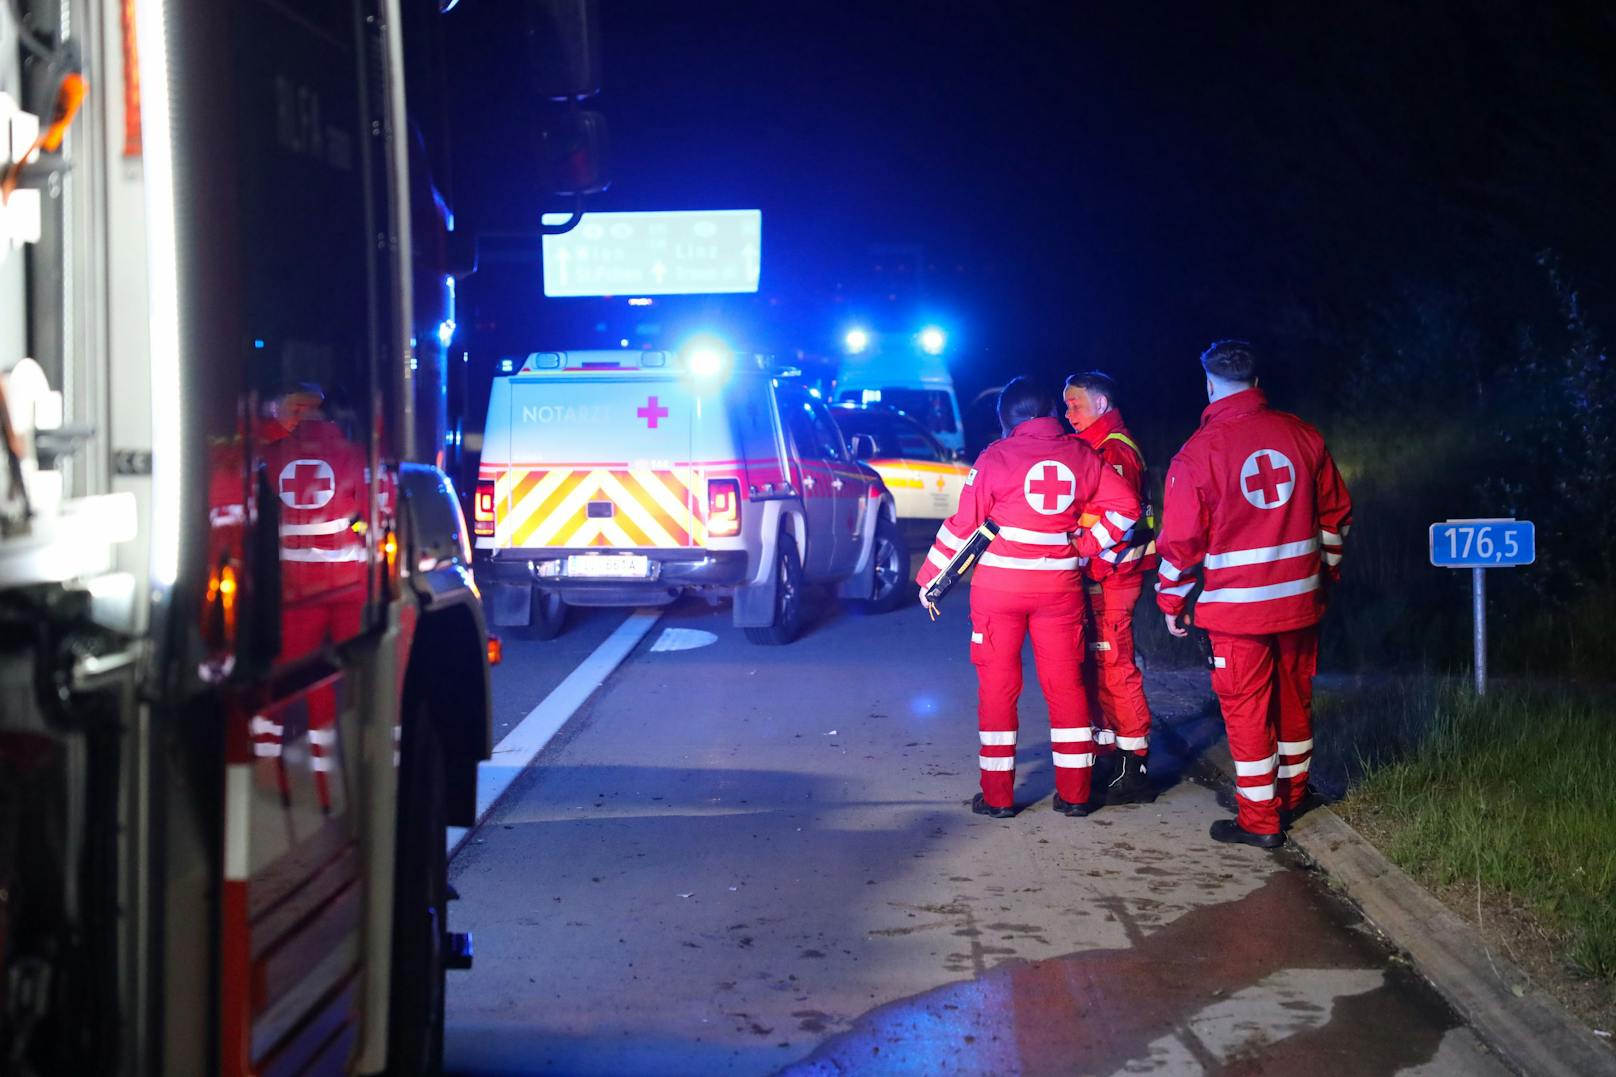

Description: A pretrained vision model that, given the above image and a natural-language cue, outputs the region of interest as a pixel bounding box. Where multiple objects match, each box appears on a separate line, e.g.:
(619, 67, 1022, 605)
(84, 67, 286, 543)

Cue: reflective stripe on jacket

(1155, 388, 1352, 633)
(916, 416, 1141, 595)
(1073, 409, 1159, 583)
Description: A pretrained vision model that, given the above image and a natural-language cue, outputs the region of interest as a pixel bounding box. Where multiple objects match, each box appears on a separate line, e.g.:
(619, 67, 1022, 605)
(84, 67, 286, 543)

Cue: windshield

(832, 408, 946, 461)
(836, 388, 956, 434)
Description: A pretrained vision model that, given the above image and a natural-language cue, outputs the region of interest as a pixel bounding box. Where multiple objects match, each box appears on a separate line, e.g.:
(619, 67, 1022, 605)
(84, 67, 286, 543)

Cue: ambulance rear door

(498, 371, 706, 552)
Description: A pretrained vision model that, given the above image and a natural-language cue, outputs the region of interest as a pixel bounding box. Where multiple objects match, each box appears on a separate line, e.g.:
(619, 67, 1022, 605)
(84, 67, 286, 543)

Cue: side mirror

(540, 109, 610, 197)
(850, 435, 877, 460)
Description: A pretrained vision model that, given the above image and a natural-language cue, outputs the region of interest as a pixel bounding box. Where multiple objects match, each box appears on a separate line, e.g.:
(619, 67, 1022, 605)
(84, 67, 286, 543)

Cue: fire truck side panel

(2, 0, 488, 1073)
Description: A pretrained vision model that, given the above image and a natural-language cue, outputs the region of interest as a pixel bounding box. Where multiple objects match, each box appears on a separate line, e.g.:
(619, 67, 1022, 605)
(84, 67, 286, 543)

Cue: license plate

(565, 554, 652, 579)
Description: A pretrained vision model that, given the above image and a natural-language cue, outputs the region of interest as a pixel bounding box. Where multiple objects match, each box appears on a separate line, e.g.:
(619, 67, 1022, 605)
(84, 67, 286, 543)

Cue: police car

(473, 348, 910, 644)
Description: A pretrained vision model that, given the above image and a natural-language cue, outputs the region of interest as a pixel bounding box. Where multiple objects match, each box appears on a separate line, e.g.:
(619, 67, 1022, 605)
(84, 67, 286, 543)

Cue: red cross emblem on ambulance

(279, 458, 336, 510)
(1240, 449, 1296, 509)
(1024, 460, 1076, 515)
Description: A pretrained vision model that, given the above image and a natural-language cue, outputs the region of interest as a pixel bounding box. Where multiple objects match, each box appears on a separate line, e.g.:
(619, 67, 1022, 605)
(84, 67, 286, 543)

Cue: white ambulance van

(836, 347, 966, 456)
(474, 349, 910, 643)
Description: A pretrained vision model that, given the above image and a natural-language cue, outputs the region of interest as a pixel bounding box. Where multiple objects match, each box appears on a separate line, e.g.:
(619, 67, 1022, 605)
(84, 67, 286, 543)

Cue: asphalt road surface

(444, 582, 1510, 1076)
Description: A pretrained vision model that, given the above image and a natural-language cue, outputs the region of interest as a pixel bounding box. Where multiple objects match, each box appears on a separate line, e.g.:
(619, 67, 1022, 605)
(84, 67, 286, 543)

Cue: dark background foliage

(446, 2, 1616, 674)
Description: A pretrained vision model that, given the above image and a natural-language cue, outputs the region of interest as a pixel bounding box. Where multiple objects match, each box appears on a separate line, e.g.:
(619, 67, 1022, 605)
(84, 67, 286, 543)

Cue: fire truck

(0, 0, 590, 1071)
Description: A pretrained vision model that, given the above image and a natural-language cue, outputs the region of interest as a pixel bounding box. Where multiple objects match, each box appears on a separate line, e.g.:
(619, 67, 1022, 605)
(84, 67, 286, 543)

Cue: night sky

(445, 2, 1616, 450)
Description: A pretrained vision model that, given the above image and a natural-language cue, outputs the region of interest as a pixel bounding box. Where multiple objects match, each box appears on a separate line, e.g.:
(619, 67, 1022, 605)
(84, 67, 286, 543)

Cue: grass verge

(1324, 680, 1616, 1032)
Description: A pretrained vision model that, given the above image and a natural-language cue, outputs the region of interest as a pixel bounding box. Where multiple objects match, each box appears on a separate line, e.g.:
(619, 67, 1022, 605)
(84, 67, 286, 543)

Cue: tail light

(474, 480, 496, 537)
(707, 478, 741, 538)
(869, 481, 884, 501)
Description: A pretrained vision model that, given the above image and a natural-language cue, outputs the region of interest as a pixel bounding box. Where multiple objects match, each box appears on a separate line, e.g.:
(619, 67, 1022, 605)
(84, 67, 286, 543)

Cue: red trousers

(1083, 580, 1152, 756)
(1209, 626, 1319, 834)
(969, 586, 1094, 808)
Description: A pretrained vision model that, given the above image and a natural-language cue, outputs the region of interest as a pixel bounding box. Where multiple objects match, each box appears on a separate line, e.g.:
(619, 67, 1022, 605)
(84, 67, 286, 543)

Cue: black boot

(1104, 753, 1155, 805)
(971, 792, 1015, 819)
(1209, 818, 1284, 849)
(1052, 793, 1091, 818)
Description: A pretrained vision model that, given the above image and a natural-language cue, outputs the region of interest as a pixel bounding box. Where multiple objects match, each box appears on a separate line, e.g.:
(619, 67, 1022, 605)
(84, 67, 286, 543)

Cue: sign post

(1428, 518, 1535, 695)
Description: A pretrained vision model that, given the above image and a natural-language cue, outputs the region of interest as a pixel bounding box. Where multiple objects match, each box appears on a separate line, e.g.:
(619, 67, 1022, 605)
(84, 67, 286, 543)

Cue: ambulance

(474, 348, 910, 643)
(835, 338, 966, 455)
(830, 404, 973, 537)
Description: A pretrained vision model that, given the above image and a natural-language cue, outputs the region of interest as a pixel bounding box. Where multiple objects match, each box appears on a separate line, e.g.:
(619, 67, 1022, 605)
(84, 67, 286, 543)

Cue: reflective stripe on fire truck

(492, 466, 706, 548)
(281, 546, 366, 562)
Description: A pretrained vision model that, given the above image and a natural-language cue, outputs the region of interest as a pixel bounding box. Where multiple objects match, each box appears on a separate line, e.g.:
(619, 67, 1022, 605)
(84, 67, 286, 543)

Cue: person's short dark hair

(997, 376, 1056, 431)
(1063, 371, 1120, 407)
(1200, 340, 1258, 383)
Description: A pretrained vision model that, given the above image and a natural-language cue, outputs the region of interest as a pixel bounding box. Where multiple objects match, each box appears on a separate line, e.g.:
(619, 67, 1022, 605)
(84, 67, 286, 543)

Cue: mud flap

(486, 582, 531, 627)
(835, 499, 885, 599)
(732, 527, 779, 628)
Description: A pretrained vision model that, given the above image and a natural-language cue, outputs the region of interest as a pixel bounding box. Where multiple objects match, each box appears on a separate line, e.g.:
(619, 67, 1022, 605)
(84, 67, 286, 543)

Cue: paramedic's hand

(919, 589, 938, 617)
(1164, 612, 1189, 638)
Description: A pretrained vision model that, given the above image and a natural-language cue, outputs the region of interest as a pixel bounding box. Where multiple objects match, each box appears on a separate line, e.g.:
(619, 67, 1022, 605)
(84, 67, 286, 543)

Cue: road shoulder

(1202, 740, 1616, 1077)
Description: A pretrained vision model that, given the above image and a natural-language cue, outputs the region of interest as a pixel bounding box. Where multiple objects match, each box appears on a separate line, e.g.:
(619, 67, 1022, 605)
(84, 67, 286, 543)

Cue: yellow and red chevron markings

(489, 467, 706, 549)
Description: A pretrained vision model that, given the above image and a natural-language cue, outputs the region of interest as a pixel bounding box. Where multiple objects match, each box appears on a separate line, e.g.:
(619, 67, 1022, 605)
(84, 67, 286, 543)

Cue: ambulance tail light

(707, 478, 741, 538)
(474, 481, 496, 537)
(869, 481, 884, 501)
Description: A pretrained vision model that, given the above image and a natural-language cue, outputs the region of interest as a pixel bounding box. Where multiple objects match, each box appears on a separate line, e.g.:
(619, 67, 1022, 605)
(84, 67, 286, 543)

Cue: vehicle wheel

(744, 533, 805, 645)
(507, 587, 567, 640)
(862, 513, 910, 613)
(386, 699, 448, 1074)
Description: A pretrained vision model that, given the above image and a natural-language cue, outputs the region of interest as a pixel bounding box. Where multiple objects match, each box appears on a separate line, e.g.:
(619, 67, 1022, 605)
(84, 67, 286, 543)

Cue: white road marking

(449, 609, 663, 857)
(648, 627, 718, 653)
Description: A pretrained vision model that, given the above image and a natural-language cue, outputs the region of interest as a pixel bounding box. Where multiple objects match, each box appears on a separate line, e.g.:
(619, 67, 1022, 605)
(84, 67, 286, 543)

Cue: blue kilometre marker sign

(1428, 518, 1535, 568)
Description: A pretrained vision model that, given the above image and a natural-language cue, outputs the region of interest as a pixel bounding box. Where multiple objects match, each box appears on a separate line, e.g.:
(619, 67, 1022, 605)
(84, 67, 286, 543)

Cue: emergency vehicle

(474, 348, 909, 643)
(830, 404, 972, 527)
(0, 0, 523, 1072)
(835, 335, 966, 455)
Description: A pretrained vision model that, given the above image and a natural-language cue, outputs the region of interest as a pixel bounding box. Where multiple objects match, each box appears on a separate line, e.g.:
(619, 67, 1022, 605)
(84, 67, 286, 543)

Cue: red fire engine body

(0, 1, 532, 1073)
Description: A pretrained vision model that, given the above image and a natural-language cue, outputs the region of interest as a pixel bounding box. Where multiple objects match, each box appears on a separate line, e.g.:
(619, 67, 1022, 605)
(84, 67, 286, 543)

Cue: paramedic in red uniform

(917, 378, 1142, 818)
(1156, 341, 1352, 847)
(1064, 371, 1157, 804)
(261, 384, 371, 663)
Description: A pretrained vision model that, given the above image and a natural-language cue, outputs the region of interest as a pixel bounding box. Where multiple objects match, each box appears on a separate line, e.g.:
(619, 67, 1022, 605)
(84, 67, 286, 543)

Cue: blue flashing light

(628, 297, 654, 307)
(499, 358, 516, 374)
(253, 339, 265, 349)
(918, 326, 946, 355)
(808, 387, 822, 399)
(437, 320, 456, 347)
(620, 338, 631, 348)
(688, 347, 726, 377)
(844, 327, 870, 354)
(680, 332, 734, 379)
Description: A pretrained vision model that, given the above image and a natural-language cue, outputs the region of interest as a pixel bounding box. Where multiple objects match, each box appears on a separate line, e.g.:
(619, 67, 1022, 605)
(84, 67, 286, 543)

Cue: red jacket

(916, 416, 1141, 594)
(264, 419, 370, 601)
(1072, 408, 1159, 583)
(1155, 388, 1352, 633)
